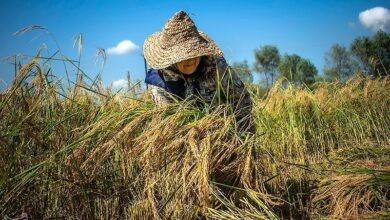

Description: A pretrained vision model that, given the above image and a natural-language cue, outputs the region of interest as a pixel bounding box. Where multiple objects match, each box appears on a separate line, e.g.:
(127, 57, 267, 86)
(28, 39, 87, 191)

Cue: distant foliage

(278, 53, 301, 82)
(324, 44, 357, 81)
(253, 45, 280, 87)
(297, 58, 318, 85)
(350, 30, 390, 77)
(278, 53, 318, 86)
(322, 30, 390, 81)
(232, 60, 253, 83)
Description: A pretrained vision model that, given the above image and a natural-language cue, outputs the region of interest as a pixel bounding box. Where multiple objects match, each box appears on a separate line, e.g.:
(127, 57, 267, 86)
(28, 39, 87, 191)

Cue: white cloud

(107, 40, 139, 55)
(112, 79, 128, 89)
(359, 7, 390, 31)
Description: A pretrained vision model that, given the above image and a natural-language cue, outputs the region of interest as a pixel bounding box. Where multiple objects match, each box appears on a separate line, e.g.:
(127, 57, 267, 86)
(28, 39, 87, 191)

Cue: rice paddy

(0, 52, 389, 219)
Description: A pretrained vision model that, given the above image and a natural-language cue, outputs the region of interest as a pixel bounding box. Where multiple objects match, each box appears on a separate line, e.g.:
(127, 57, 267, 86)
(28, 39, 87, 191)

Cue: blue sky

(1, 0, 389, 89)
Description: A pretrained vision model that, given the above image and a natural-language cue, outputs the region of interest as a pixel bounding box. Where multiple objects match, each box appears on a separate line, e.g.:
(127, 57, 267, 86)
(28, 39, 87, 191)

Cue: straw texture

(143, 11, 223, 69)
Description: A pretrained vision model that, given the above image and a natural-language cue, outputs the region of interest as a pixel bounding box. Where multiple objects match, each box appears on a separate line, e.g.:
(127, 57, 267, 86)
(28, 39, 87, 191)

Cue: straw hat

(143, 11, 223, 69)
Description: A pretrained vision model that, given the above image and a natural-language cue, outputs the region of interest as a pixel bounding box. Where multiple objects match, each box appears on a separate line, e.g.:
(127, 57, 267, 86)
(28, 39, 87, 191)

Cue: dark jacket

(145, 55, 254, 132)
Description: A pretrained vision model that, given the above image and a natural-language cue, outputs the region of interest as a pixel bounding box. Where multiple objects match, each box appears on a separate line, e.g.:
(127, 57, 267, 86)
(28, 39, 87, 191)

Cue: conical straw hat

(143, 11, 223, 69)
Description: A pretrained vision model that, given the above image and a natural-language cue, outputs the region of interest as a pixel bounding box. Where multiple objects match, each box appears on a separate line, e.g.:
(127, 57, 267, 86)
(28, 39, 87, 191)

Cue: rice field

(0, 55, 389, 219)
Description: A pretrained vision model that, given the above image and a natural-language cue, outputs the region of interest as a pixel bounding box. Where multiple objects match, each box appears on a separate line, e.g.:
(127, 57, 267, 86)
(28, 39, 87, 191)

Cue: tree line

(232, 30, 390, 87)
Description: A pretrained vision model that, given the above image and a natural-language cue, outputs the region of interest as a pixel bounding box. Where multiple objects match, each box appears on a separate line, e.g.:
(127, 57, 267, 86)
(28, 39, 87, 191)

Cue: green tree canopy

(350, 30, 390, 77)
(278, 54, 318, 85)
(278, 53, 302, 81)
(253, 45, 280, 87)
(297, 58, 318, 85)
(324, 44, 356, 81)
(232, 60, 253, 83)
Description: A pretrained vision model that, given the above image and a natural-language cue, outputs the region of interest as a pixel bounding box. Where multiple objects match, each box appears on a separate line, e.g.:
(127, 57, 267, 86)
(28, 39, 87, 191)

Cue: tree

(278, 53, 302, 82)
(371, 30, 390, 76)
(232, 60, 253, 83)
(350, 30, 390, 77)
(297, 58, 318, 85)
(324, 44, 356, 81)
(253, 45, 280, 88)
(278, 54, 318, 85)
(350, 36, 373, 74)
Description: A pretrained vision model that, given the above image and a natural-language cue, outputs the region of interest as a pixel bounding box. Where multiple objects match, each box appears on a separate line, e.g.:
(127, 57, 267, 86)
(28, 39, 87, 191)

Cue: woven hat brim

(143, 31, 223, 69)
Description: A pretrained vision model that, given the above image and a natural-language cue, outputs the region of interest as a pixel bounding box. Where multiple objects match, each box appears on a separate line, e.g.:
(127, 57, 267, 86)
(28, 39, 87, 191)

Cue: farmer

(144, 11, 254, 132)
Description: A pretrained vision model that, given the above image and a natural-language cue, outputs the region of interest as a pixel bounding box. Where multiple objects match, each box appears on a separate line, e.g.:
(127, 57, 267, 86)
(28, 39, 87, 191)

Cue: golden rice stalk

(80, 111, 152, 174)
(16, 59, 38, 79)
(313, 169, 390, 219)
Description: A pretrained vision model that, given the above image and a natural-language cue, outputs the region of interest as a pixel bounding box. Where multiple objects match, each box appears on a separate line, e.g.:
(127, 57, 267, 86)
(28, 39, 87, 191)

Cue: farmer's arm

(145, 69, 179, 107)
(216, 57, 255, 132)
(148, 84, 173, 107)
